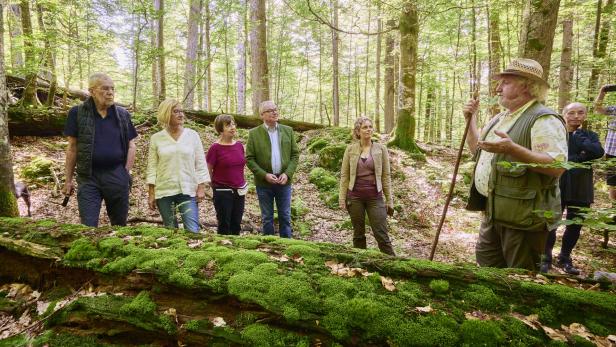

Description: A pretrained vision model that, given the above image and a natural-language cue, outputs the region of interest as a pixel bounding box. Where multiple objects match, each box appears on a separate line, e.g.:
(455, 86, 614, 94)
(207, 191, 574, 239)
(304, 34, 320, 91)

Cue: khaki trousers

(346, 197, 395, 256)
(476, 217, 548, 271)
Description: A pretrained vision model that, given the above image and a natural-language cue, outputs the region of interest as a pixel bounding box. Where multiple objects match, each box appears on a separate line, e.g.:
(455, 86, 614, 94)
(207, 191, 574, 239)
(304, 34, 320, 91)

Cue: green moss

(21, 157, 54, 182)
(393, 314, 460, 346)
(232, 238, 261, 249)
(584, 319, 609, 336)
(184, 319, 202, 332)
(285, 244, 321, 264)
(63, 238, 101, 262)
(318, 276, 356, 298)
(308, 167, 338, 191)
(306, 137, 329, 153)
(499, 316, 544, 346)
(0, 333, 28, 347)
(537, 304, 558, 325)
(32, 331, 111, 347)
(98, 237, 125, 257)
(119, 291, 157, 316)
(168, 271, 195, 287)
(241, 323, 309, 347)
(318, 144, 347, 171)
(459, 319, 505, 346)
(159, 314, 177, 335)
(460, 284, 504, 312)
(429, 279, 450, 294)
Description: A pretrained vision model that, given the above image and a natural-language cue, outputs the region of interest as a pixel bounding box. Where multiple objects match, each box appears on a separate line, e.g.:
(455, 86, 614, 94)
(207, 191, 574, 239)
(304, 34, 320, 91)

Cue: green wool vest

(467, 102, 565, 231)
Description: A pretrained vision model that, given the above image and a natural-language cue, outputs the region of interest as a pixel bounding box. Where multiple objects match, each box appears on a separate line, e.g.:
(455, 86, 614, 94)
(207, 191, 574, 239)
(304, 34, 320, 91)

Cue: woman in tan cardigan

(339, 117, 395, 255)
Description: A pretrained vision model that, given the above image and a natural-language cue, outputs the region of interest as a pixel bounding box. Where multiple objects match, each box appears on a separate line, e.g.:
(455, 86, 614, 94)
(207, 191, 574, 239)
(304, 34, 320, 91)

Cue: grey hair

(562, 102, 586, 115)
(259, 100, 277, 115)
(88, 73, 112, 89)
(522, 78, 548, 102)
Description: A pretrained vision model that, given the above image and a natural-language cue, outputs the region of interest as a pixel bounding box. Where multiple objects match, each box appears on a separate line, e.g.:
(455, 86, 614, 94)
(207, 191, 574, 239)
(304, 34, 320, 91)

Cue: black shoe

(556, 257, 580, 275)
(560, 262, 580, 275)
(539, 262, 551, 273)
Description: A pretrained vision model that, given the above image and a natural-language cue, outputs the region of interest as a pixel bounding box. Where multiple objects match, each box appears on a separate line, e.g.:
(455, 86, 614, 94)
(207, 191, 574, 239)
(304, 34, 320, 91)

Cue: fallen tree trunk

(7, 107, 324, 137)
(0, 218, 614, 346)
(6, 74, 89, 105)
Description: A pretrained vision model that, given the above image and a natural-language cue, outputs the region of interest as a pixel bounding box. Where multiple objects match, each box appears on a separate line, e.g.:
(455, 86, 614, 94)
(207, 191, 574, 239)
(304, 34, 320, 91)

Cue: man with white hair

(541, 102, 604, 274)
(463, 58, 568, 271)
(62, 73, 138, 227)
(246, 100, 299, 238)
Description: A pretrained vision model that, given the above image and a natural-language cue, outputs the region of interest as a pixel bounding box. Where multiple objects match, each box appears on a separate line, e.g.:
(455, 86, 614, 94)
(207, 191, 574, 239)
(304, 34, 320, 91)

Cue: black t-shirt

(64, 105, 138, 169)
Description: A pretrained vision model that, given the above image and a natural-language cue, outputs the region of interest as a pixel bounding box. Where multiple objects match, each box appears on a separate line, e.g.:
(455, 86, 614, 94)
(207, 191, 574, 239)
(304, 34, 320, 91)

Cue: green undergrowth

(2, 218, 616, 345)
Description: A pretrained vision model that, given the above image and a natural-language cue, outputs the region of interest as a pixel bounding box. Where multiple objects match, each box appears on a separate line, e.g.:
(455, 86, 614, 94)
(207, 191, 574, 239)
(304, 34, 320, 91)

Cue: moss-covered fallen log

(0, 218, 615, 346)
(7, 107, 324, 137)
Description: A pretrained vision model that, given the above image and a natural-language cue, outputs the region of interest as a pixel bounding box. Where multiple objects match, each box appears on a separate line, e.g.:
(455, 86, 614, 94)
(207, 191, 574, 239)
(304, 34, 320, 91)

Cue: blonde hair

(521, 78, 548, 102)
(157, 99, 181, 128)
(352, 116, 372, 140)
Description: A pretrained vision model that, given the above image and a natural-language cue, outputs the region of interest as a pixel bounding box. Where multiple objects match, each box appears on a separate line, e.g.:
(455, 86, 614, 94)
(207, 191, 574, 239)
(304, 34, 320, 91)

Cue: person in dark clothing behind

(62, 73, 138, 227)
(541, 102, 604, 274)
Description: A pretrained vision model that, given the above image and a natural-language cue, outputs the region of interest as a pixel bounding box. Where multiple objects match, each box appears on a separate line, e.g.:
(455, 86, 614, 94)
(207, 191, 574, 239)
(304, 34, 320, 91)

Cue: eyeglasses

(97, 86, 115, 92)
(263, 109, 278, 114)
(172, 109, 184, 114)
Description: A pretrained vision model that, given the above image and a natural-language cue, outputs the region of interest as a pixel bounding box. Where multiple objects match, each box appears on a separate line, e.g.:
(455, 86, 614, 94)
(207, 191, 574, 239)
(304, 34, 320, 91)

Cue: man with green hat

(463, 58, 568, 271)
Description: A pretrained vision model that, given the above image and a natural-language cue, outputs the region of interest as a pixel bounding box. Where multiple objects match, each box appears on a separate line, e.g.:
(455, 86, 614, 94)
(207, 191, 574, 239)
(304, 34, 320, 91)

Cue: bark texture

(558, 18, 573, 112)
(249, 0, 269, 116)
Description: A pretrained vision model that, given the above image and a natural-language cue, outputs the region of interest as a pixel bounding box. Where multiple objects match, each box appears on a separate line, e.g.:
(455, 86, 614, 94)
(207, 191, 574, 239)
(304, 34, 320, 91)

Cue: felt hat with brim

(493, 58, 549, 88)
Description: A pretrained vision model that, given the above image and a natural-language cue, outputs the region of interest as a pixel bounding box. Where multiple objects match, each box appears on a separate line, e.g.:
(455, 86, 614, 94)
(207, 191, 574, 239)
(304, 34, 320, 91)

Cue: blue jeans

(77, 165, 130, 227)
(156, 194, 200, 232)
(256, 184, 292, 238)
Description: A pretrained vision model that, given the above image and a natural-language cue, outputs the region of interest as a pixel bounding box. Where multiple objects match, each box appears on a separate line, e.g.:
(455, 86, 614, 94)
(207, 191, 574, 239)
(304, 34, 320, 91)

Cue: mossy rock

(306, 137, 329, 153)
(21, 157, 54, 183)
(318, 144, 347, 171)
(308, 167, 338, 191)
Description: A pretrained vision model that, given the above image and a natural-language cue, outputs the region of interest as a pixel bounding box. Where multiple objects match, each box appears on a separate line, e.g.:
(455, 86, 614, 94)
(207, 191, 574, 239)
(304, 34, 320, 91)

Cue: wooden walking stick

(429, 90, 479, 261)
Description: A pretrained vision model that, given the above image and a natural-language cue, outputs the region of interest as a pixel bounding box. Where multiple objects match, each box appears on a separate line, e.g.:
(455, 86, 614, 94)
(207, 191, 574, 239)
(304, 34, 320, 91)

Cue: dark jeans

(76, 165, 130, 227)
(213, 188, 245, 235)
(544, 203, 590, 263)
(476, 218, 548, 271)
(346, 197, 395, 256)
(156, 194, 200, 232)
(256, 184, 292, 238)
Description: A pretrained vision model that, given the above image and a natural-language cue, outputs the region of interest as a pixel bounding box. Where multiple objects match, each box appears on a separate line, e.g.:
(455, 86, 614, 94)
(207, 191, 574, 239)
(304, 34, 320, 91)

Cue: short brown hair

(214, 114, 235, 134)
(353, 116, 372, 140)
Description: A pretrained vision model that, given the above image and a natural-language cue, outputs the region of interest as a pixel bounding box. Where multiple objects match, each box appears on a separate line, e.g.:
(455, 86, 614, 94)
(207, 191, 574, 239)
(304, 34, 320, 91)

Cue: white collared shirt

(263, 122, 282, 174)
(146, 128, 210, 199)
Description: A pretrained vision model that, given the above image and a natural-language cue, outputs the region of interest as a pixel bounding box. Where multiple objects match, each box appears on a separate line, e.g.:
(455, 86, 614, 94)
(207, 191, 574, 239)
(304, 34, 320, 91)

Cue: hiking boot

(539, 261, 551, 274)
(556, 257, 580, 275)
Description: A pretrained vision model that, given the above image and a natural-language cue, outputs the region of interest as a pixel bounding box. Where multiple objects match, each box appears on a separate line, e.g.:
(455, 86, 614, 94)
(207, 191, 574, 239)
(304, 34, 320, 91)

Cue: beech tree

(518, 0, 561, 80)
(0, 2, 19, 217)
(249, 0, 269, 116)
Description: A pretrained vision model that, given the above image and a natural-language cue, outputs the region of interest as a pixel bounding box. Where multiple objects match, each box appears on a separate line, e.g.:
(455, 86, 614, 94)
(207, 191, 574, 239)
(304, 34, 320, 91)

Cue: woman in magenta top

(206, 115, 247, 235)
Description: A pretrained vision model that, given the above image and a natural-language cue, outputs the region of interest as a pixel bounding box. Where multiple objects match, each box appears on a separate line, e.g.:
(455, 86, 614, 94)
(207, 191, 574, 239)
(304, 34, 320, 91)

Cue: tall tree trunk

(363, 5, 371, 119)
(331, 0, 340, 126)
(0, 2, 19, 217)
(155, 0, 166, 103)
(7, 4, 23, 70)
(390, 1, 420, 153)
(487, 4, 502, 116)
(19, 0, 40, 106)
(374, 3, 382, 133)
(224, 17, 231, 111)
(518, 0, 561, 80)
(131, 10, 145, 111)
(196, 20, 203, 108)
(558, 18, 573, 112)
(203, 1, 212, 111)
(587, 0, 613, 100)
(183, 0, 202, 110)
(249, 0, 269, 116)
(151, 19, 159, 107)
(236, 1, 247, 114)
(36, 2, 58, 107)
(384, 20, 395, 133)
(423, 84, 434, 143)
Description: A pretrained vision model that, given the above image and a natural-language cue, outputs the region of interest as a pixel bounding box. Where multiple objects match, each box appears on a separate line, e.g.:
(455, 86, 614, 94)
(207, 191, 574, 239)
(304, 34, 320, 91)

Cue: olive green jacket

(467, 101, 565, 231)
(339, 141, 393, 208)
(245, 123, 299, 187)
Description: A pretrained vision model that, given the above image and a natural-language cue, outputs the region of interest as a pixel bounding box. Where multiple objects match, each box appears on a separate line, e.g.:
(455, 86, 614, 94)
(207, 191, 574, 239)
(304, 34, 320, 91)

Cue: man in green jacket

(463, 58, 567, 271)
(246, 101, 299, 238)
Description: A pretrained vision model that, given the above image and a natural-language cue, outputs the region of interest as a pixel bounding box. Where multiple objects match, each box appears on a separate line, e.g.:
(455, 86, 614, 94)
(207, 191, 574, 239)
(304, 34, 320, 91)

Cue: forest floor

(10, 122, 616, 278)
